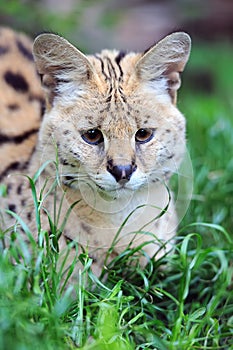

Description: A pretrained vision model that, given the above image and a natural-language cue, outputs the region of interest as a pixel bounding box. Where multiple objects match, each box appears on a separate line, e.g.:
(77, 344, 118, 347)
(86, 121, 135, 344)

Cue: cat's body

(0, 28, 191, 272)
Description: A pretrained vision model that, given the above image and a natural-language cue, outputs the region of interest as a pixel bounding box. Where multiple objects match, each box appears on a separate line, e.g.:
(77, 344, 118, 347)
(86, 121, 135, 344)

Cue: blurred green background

(0, 0, 232, 51)
(0, 0, 233, 233)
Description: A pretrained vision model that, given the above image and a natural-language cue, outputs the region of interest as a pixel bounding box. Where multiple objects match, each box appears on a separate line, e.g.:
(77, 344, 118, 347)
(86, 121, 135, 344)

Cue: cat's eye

(135, 128, 154, 144)
(81, 129, 104, 145)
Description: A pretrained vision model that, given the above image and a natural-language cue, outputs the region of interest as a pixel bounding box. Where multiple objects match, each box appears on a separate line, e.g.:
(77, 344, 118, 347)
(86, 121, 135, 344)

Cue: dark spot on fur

(152, 179, 159, 183)
(178, 125, 184, 131)
(164, 171, 171, 180)
(154, 221, 159, 228)
(0, 161, 20, 181)
(63, 130, 70, 135)
(60, 158, 69, 166)
(71, 150, 80, 159)
(8, 103, 20, 111)
(166, 129, 171, 133)
(86, 115, 94, 122)
(16, 39, 33, 61)
(167, 154, 174, 159)
(27, 212, 32, 221)
(64, 234, 74, 244)
(8, 204, 16, 213)
(21, 199, 26, 207)
(7, 184, 12, 195)
(81, 222, 93, 235)
(0, 45, 9, 55)
(17, 184, 22, 195)
(64, 175, 75, 182)
(4, 71, 29, 93)
(63, 234, 77, 250)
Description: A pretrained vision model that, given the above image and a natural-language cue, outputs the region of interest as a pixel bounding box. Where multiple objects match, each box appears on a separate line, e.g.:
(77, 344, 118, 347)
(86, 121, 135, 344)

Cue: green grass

(1, 42, 233, 349)
(180, 41, 233, 234)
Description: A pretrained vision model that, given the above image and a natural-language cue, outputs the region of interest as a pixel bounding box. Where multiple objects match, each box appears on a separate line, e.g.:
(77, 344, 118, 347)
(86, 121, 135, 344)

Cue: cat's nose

(107, 162, 137, 184)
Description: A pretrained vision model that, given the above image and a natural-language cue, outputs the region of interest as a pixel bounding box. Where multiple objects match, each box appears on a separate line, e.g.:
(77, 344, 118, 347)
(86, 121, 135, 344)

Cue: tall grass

(0, 43, 233, 349)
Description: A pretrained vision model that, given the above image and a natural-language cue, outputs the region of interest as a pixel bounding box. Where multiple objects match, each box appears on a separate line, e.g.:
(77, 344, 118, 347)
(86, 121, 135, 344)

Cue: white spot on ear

(143, 77, 171, 103)
(56, 81, 85, 103)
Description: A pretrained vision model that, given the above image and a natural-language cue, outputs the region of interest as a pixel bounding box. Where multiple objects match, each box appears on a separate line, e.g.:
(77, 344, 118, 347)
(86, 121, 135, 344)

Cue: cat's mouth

(96, 182, 131, 192)
(95, 180, 144, 195)
(62, 171, 144, 194)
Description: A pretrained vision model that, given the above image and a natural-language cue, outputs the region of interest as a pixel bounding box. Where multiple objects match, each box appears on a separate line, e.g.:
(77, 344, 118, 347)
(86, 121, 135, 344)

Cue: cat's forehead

(64, 94, 166, 136)
(85, 49, 171, 110)
(89, 49, 139, 74)
(87, 49, 141, 91)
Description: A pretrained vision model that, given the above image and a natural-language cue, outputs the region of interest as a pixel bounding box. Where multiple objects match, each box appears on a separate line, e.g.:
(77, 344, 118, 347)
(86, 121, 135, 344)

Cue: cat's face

(34, 32, 190, 195)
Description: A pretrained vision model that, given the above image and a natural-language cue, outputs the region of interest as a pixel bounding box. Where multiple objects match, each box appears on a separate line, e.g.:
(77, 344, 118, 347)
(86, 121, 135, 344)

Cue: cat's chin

(96, 183, 132, 195)
(97, 187, 130, 202)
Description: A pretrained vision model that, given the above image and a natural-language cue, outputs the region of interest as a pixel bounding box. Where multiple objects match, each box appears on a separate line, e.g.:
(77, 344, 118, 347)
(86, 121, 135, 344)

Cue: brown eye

(81, 129, 104, 145)
(135, 128, 154, 144)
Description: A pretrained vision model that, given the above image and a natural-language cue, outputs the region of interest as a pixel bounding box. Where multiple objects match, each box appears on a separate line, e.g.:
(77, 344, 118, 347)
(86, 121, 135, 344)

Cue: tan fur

(0, 28, 43, 176)
(0, 28, 191, 274)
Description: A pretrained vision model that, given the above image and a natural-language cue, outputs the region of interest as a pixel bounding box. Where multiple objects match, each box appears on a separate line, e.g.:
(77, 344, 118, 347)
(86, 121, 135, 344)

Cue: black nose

(107, 162, 137, 183)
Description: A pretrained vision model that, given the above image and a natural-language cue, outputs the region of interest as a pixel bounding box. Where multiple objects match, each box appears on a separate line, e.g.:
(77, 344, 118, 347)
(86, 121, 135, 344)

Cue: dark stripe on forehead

(115, 50, 127, 65)
(106, 57, 117, 79)
(94, 55, 109, 81)
(105, 85, 113, 104)
(115, 50, 126, 79)
(118, 86, 127, 103)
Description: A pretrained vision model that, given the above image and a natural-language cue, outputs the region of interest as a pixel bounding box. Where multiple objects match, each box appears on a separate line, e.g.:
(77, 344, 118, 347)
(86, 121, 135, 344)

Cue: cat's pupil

(88, 129, 99, 139)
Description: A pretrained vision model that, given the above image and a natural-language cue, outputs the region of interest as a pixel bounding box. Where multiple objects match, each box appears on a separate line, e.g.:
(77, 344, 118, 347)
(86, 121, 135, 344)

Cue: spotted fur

(0, 28, 191, 274)
(0, 28, 44, 181)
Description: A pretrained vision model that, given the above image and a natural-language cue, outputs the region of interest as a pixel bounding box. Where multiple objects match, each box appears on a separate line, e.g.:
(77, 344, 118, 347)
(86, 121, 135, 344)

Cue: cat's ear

(33, 33, 93, 104)
(136, 32, 191, 104)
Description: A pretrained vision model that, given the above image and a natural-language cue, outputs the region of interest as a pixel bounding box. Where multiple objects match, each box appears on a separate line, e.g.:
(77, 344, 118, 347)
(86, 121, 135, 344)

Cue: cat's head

(33, 32, 191, 195)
